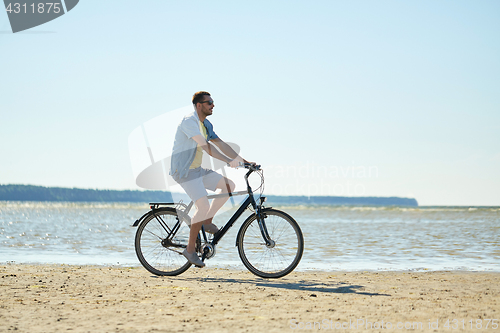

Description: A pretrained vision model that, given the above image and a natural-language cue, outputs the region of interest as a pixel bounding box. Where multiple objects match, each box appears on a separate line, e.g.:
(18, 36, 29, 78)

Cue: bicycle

(132, 163, 304, 278)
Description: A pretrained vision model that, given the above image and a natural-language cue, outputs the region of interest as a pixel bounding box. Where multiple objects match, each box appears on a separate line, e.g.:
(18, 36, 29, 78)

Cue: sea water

(0, 201, 499, 271)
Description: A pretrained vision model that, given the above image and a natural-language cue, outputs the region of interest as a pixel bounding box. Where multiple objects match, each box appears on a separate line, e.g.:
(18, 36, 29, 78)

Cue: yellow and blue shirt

(189, 121, 208, 169)
(169, 111, 218, 179)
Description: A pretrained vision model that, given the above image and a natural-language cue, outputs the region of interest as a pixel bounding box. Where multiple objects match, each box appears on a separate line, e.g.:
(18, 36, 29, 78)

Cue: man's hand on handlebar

(228, 156, 244, 168)
(243, 162, 261, 171)
(227, 158, 260, 170)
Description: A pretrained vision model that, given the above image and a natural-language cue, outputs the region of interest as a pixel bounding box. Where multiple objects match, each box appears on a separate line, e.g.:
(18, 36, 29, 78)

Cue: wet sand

(0, 264, 499, 332)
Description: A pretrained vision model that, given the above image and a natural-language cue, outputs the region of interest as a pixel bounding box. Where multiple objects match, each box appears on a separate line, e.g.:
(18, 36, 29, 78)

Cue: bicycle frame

(133, 163, 304, 278)
(203, 168, 273, 255)
(133, 167, 273, 253)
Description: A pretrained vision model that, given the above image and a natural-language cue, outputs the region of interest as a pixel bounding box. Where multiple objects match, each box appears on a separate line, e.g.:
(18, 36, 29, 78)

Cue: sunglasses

(199, 100, 214, 106)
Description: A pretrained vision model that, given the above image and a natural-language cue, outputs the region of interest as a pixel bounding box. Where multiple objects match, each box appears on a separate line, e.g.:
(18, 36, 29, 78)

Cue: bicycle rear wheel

(135, 208, 191, 276)
(237, 209, 304, 278)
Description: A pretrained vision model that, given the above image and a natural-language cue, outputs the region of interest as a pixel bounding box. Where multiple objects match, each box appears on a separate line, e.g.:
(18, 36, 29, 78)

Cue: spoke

(136, 210, 191, 275)
(240, 211, 302, 277)
(144, 228, 164, 240)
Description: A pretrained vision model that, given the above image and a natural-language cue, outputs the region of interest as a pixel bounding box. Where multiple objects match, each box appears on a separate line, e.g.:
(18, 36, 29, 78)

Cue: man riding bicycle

(170, 91, 254, 267)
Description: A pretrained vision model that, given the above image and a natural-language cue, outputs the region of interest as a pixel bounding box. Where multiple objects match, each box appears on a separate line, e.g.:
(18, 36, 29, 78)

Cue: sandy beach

(0, 264, 498, 332)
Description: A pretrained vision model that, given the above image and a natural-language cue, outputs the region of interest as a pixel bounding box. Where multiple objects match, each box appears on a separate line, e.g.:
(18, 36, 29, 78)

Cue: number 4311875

(443, 319, 498, 330)
(5, 3, 62, 14)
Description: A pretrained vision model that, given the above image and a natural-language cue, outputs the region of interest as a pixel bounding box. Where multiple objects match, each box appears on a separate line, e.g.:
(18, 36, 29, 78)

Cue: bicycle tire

(135, 208, 192, 276)
(237, 209, 304, 278)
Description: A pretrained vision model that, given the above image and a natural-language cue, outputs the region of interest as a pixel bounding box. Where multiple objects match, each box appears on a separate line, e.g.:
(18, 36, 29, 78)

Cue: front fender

(235, 207, 273, 247)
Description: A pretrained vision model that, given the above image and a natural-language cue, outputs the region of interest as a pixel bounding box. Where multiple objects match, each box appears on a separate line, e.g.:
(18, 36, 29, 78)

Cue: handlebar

(242, 162, 261, 171)
(241, 163, 262, 193)
(227, 162, 261, 171)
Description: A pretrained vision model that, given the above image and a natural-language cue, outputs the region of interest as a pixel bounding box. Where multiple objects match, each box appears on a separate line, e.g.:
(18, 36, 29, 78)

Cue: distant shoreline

(0, 184, 418, 206)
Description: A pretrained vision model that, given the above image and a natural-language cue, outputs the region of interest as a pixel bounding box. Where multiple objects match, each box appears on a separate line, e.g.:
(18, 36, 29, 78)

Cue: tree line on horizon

(0, 184, 173, 203)
(0, 184, 418, 206)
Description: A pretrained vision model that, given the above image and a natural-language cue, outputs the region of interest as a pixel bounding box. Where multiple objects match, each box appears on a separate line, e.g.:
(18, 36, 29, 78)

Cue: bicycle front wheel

(237, 209, 304, 278)
(135, 208, 191, 276)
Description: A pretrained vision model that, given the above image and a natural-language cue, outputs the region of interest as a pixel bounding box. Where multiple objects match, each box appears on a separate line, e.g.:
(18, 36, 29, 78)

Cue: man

(170, 91, 253, 267)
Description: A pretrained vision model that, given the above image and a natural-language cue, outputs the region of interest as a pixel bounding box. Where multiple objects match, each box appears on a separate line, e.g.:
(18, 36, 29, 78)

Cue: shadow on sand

(151, 274, 391, 297)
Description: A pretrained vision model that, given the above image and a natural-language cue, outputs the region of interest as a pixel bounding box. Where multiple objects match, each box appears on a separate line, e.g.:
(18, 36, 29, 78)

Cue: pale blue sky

(1, 1, 499, 205)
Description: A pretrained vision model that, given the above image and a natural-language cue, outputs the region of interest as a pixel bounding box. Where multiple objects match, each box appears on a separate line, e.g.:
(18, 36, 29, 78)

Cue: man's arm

(191, 135, 233, 164)
(211, 138, 253, 164)
(211, 138, 239, 160)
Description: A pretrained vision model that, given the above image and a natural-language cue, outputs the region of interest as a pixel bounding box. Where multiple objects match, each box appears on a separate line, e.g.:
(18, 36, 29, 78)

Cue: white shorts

(172, 167, 223, 202)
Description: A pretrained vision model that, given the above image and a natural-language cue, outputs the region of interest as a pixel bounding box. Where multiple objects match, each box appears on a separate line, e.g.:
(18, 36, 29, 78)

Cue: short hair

(192, 91, 211, 105)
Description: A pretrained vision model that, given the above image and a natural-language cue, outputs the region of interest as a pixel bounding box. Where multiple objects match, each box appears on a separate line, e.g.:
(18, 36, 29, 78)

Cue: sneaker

(182, 249, 205, 268)
(203, 223, 219, 234)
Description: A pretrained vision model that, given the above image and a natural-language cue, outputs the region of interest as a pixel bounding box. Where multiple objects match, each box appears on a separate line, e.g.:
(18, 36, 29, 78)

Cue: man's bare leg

(186, 196, 210, 254)
(203, 177, 236, 227)
(183, 179, 235, 266)
(186, 178, 234, 252)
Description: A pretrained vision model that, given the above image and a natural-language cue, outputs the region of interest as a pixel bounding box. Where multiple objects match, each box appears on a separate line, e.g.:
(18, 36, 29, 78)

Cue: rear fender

(132, 211, 152, 227)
